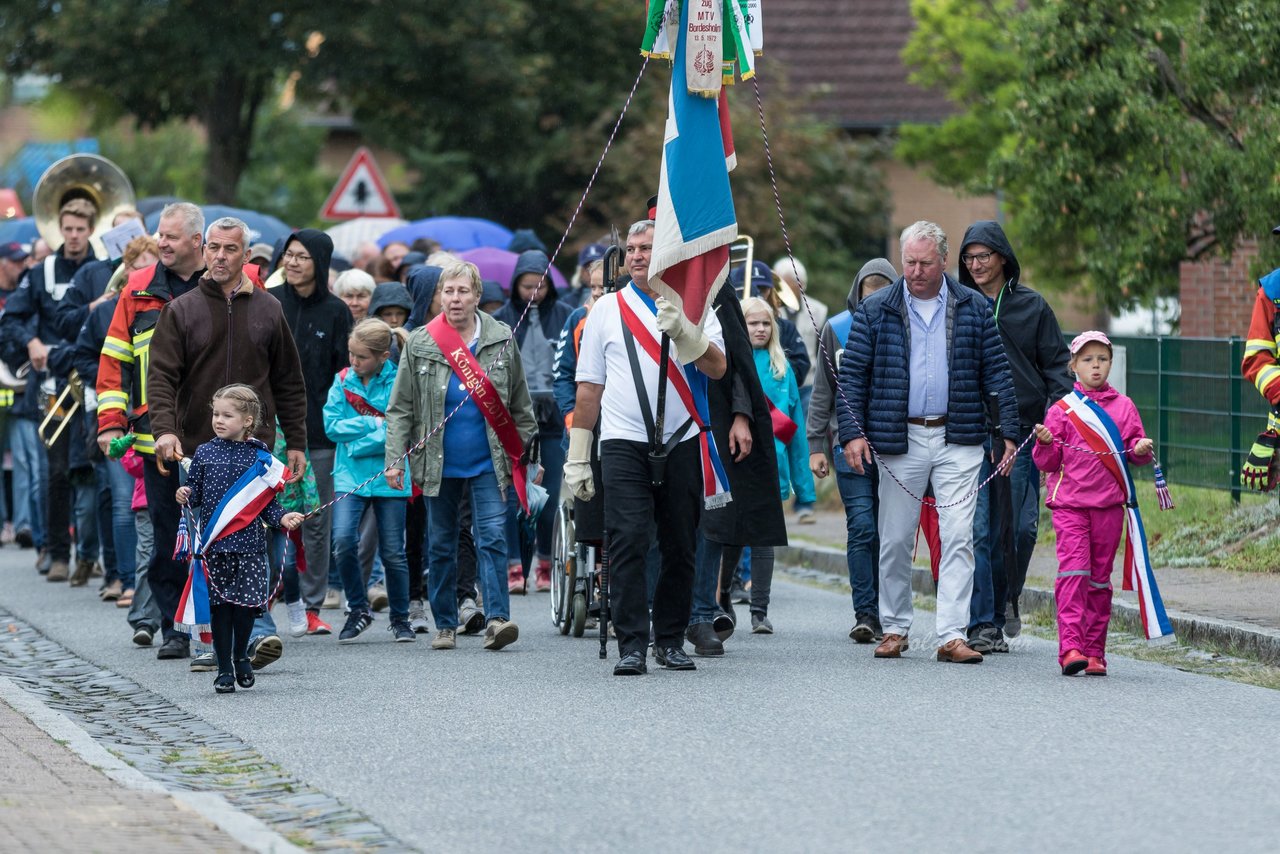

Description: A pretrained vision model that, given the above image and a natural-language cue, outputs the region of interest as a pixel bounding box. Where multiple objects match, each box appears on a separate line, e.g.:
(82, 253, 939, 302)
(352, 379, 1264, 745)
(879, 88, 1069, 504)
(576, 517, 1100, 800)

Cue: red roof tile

(759, 0, 954, 128)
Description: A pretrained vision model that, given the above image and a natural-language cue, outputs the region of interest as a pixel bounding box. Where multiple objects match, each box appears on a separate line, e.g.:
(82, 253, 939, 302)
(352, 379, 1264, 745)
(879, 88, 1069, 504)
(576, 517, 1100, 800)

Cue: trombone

(38, 370, 84, 449)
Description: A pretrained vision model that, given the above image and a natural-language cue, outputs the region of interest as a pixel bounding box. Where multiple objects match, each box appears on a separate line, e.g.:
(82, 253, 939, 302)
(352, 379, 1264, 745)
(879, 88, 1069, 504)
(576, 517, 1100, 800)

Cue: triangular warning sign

(320, 147, 401, 220)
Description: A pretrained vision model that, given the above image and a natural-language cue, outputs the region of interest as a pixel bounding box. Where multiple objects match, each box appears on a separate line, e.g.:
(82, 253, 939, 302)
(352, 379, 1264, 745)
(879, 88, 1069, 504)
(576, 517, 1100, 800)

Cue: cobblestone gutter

(0, 606, 411, 852)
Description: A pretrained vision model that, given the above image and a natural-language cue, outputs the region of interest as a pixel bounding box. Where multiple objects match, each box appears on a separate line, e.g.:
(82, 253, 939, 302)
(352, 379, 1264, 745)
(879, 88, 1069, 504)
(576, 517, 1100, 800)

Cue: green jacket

(385, 312, 536, 498)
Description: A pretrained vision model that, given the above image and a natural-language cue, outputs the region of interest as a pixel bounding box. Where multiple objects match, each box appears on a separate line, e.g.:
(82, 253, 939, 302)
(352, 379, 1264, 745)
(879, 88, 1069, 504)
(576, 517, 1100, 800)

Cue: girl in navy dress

(177, 384, 304, 694)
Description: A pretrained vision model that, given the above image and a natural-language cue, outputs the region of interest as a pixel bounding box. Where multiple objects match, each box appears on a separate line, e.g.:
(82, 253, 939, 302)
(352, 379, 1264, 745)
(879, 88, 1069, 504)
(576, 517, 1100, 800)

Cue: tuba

(33, 154, 136, 259)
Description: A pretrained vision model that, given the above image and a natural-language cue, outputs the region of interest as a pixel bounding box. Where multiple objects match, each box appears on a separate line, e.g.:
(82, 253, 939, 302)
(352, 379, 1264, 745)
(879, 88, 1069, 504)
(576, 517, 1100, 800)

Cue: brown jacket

(147, 273, 308, 451)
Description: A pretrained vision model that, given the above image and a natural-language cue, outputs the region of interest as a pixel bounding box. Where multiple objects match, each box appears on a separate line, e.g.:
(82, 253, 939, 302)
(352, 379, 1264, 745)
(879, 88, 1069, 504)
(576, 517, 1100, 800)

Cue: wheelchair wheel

(571, 592, 587, 638)
(551, 500, 575, 632)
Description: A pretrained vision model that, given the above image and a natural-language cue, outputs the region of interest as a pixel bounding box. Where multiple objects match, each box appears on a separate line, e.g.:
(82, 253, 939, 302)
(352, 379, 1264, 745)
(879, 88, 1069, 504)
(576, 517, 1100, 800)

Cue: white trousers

(876, 424, 984, 644)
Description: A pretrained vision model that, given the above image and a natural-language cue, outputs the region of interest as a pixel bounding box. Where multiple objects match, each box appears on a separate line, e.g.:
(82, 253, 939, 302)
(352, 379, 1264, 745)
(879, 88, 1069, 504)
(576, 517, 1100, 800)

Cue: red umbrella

(459, 247, 568, 292)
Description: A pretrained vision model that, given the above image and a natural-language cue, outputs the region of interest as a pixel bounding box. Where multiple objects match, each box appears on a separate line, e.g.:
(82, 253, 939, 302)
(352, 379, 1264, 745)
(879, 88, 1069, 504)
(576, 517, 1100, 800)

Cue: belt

(907, 415, 947, 428)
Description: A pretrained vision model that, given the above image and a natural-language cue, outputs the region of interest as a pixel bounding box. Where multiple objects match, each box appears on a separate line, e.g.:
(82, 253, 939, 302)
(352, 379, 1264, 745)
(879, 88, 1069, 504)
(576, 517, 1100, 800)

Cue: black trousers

(142, 456, 187, 642)
(45, 424, 71, 561)
(407, 486, 476, 602)
(602, 438, 700, 656)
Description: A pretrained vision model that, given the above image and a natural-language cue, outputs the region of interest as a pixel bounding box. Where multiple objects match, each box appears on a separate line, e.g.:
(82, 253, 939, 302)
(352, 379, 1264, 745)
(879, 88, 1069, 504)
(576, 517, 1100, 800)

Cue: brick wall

(1179, 241, 1259, 337)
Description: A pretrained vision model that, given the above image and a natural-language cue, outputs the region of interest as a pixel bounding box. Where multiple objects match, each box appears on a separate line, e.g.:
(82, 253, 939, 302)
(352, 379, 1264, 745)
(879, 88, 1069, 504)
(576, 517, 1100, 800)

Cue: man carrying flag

(568, 220, 728, 676)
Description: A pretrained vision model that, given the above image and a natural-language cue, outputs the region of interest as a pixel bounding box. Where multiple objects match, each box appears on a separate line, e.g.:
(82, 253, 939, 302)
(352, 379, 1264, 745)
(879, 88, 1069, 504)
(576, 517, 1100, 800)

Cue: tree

(899, 0, 1280, 312)
(0, 0, 339, 204)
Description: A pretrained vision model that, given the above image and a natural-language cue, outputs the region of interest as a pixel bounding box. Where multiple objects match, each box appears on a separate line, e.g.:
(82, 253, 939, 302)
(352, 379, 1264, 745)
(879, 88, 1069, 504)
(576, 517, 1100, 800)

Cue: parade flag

(174, 447, 290, 642)
(1056, 392, 1175, 643)
(642, 1, 758, 83)
(649, 0, 739, 327)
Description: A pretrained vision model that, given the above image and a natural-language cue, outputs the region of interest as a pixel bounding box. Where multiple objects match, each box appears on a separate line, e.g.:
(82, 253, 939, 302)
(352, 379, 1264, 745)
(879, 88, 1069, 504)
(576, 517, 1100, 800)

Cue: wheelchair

(550, 468, 607, 639)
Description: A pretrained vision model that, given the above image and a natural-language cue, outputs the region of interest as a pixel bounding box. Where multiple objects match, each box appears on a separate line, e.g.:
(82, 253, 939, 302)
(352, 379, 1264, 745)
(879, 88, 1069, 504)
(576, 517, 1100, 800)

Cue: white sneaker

(408, 599, 430, 633)
(286, 599, 307, 638)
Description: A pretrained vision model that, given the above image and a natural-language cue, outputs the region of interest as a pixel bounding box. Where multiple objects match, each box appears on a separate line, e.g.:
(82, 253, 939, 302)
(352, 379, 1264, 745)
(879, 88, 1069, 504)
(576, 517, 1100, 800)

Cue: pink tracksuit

(1032, 382, 1152, 665)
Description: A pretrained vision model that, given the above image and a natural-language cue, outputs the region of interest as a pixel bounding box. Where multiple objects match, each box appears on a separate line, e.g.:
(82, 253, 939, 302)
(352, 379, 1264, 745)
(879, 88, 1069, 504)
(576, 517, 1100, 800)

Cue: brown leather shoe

(874, 633, 909, 658)
(69, 558, 95, 587)
(47, 560, 69, 582)
(937, 638, 984, 663)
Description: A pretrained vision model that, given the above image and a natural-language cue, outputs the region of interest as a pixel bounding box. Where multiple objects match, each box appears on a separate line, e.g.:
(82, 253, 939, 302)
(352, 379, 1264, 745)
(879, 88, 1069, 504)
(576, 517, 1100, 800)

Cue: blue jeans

(334, 495, 409, 621)
(104, 459, 136, 588)
(250, 532, 281, 640)
(535, 428, 565, 559)
(834, 445, 879, 618)
(970, 453, 1000, 629)
(1006, 437, 1041, 605)
(73, 471, 101, 567)
(9, 418, 45, 545)
(691, 533, 720, 625)
(427, 472, 507, 627)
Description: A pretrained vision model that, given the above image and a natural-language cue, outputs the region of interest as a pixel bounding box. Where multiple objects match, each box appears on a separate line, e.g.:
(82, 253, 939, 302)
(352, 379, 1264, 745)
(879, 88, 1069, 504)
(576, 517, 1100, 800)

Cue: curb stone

(778, 543, 1280, 665)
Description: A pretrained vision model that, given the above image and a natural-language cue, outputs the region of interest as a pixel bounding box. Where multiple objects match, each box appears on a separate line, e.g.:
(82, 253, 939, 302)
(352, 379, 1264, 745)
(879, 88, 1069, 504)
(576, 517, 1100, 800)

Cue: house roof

(761, 0, 954, 128)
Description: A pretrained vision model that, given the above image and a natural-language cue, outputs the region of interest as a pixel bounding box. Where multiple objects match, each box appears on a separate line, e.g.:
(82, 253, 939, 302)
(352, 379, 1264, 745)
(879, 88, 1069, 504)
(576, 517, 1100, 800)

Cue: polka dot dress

(186, 437, 286, 608)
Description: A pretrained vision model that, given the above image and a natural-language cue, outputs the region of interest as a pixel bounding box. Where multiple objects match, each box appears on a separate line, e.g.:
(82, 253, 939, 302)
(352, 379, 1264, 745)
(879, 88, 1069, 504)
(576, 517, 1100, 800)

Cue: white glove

(655, 296, 710, 363)
(564, 427, 595, 502)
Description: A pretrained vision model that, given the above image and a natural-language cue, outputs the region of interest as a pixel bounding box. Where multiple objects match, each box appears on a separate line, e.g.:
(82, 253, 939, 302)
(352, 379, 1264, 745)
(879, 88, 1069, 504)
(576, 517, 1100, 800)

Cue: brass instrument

(38, 369, 84, 449)
(33, 154, 136, 258)
(729, 234, 754, 295)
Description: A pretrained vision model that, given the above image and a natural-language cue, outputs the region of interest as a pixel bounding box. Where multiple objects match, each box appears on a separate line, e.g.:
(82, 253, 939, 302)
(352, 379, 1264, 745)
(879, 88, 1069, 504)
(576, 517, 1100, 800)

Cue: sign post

(319, 147, 401, 220)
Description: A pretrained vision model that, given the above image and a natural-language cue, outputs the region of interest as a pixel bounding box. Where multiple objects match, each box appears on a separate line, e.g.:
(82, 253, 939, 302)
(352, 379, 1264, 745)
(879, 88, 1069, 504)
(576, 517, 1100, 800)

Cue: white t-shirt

(576, 286, 725, 444)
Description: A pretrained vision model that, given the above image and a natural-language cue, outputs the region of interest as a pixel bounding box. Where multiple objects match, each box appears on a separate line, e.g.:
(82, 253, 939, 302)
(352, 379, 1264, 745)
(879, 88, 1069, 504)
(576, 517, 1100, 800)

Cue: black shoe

(234, 658, 255, 689)
(750, 613, 774, 634)
(712, 610, 735, 642)
(214, 672, 235, 694)
(729, 580, 749, 605)
(1004, 599, 1022, 638)
(131, 626, 154, 647)
(156, 637, 190, 660)
(967, 623, 998, 654)
(685, 623, 725, 656)
(389, 620, 416, 643)
(15, 527, 33, 549)
(613, 650, 648, 676)
(653, 645, 697, 670)
(850, 614, 880, 644)
(338, 611, 374, 643)
(990, 631, 1010, 653)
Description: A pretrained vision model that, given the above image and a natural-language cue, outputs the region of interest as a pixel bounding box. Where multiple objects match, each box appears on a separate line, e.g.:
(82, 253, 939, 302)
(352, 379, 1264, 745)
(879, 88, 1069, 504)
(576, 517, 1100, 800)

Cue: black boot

(685, 622, 725, 656)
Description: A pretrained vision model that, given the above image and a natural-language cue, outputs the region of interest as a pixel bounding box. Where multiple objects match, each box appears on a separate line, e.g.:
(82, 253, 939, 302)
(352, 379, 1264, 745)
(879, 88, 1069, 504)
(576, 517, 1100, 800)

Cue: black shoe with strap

(234, 658, 255, 689)
(214, 672, 235, 694)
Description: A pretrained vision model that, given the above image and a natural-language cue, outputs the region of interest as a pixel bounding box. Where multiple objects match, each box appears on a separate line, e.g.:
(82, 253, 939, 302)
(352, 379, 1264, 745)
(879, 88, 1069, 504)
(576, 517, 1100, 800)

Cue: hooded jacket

(807, 258, 897, 457)
(1032, 381, 1152, 509)
(406, 265, 443, 329)
(268, 229, 352, 451)
(957, 221, 1072, 431)
(323, 359, 411, 499)
(494, 249, 572, 430)
(369, 281, 414, 320)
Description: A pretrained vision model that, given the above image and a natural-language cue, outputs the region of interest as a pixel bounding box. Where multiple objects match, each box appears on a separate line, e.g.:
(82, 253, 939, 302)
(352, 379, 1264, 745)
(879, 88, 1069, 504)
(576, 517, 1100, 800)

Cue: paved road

(2, 549, 1278, 852)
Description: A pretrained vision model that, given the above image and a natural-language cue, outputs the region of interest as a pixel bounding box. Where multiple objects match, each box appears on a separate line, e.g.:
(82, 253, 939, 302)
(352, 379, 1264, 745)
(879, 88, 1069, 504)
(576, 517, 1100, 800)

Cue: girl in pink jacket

(1032, 331, 1154, 676)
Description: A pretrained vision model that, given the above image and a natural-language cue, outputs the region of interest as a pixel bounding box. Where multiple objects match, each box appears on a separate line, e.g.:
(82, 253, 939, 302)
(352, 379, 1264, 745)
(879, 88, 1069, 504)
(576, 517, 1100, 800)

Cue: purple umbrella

(460, 247, 568, 291)
(377, 216, 514, 252)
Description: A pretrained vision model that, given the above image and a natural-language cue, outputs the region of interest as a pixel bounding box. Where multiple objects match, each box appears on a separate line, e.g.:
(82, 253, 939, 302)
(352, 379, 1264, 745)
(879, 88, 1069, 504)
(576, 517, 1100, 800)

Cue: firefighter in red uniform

(1239, 224, 1280, 490)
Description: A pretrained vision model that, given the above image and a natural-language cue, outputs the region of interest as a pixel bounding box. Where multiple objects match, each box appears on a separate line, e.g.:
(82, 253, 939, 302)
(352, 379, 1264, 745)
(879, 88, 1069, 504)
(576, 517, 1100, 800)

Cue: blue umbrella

(144, 205, 293, 245)
(377, 216, 513, 252)
(0, 217, 38, 246)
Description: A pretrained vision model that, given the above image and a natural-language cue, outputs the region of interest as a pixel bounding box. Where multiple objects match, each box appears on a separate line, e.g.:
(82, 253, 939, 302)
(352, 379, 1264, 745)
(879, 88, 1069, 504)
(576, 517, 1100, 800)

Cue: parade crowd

(0, 195, 1166, 687)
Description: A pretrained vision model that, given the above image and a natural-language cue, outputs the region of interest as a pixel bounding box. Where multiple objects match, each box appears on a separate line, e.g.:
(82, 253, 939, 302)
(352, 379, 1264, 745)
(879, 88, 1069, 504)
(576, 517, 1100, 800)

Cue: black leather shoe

(613, 650, 647, 676)
(653, 645, 697, 670)
(214, 672, 235, 694)
(712, 611, 735, 642)
(156, 637, 190, 660)
(685, 623, 724, 656)
(234, 658, 255, 689)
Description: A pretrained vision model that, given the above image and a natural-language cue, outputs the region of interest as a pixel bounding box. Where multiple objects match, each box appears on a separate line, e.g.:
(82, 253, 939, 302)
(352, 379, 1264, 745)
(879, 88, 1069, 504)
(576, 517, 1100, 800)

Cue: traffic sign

(319, 147, 400, 220)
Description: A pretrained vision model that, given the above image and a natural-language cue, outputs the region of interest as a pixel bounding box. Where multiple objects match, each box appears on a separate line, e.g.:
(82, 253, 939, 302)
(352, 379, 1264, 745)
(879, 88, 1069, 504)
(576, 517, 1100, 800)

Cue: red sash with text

(338, 368, 385, 418)
(426, 314, 530, 513)
(767, 399, 798, 444)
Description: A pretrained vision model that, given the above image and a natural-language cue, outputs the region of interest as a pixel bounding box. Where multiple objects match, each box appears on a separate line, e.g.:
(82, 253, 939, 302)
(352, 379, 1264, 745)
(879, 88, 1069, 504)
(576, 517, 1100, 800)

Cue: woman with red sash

(385, 260, 537, 652)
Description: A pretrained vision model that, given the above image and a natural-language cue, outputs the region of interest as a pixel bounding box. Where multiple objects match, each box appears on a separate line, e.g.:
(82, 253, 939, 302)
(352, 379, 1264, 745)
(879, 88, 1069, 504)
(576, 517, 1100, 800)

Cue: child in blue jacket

(323, 318, 413, 644)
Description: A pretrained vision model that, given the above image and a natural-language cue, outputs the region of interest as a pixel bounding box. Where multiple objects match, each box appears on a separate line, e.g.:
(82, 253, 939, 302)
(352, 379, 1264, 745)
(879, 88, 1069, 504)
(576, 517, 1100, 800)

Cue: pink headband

(1069, 330, 1112, 355)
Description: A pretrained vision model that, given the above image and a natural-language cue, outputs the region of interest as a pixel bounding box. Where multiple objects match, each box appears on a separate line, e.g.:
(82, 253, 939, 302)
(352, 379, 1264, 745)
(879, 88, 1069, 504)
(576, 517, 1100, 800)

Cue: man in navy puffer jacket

(838, 220, 1018, 665)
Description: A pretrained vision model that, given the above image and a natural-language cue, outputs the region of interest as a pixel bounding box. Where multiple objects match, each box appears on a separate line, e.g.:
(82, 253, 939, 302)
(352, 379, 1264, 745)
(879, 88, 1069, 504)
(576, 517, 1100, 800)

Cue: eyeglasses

(960, 251, 996, 266)
(282, 251, 312, 264)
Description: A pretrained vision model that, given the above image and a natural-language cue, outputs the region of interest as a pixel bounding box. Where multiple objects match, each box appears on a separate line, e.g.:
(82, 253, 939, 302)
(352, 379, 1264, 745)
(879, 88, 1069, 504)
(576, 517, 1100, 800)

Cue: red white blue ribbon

(174, 447, 290, 642)
(1056, 392, 1174, 642)
(619, 285, 731, 509)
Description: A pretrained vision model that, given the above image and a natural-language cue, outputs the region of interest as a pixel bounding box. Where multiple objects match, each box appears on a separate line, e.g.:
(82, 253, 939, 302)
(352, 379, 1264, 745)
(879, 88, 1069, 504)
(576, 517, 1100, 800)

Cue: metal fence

(1110, 335, 1268, 499)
